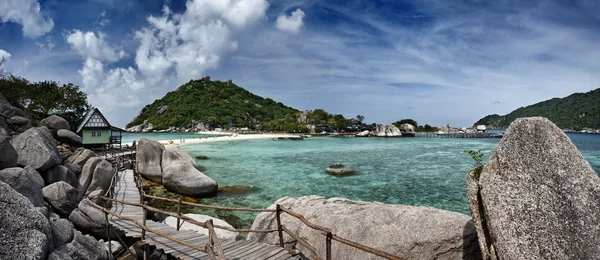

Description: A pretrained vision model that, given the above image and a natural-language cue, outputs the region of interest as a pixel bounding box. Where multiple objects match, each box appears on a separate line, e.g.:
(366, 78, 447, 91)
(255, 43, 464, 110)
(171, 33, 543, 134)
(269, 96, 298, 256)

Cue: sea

(124, 132, 600, 228)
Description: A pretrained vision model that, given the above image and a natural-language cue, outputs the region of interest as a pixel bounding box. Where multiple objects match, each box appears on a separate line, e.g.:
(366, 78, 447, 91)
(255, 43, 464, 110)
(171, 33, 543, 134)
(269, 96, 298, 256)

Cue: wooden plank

(223, 243, 265, 259)
(194, 241, 250, 260)
(255, 247, 289, 260)
(265, 249, 293, 260)
(244, 245, 283, 260)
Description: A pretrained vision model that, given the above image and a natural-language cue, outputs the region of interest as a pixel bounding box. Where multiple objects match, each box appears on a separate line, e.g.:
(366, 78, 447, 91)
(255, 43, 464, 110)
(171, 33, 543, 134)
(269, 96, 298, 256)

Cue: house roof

(76, 108, 123, 133)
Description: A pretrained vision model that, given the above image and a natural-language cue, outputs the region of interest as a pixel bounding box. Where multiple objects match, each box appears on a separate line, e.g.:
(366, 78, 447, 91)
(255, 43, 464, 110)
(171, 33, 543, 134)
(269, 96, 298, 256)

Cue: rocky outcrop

(0, 134, 18, 170)
(374, 124, 401, 137)
(78, 157, 103, 200)
(0, 181, 52, 260)
(468, 117, 600, 259)
(325, 163, 356, 176)
(157, 105, 169, 115)
(49, 230, 108, 260)
(57, 129, 82, 146)
(355, 130, 370, 137)
(67, 148, 98, 167)
(136, 138, 164, 183)
(399, 123, 416, 137)
(69, 198, 120, 239)
(64, 163, 82, 176)
(77, 157, 112, 200)
(10, 127, 62, 171)
(249, 196, 480, 260)
(57, 143, 74, 161)
(164, 214, 238, 241)
(43, 181, 79, 216)
(39, 115, 70, 136)
(162, 149, 218, 196)
(0, 167, 45, 207)
(43, 164, 78, 188)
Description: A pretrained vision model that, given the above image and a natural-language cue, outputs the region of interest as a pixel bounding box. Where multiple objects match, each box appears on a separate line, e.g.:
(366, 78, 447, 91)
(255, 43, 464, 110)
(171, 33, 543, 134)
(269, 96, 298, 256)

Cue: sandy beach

(122, 133, 303, 149)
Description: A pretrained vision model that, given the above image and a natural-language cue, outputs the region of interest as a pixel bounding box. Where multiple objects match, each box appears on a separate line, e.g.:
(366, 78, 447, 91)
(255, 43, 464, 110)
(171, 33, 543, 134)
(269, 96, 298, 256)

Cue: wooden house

(76, 108, 124, 148)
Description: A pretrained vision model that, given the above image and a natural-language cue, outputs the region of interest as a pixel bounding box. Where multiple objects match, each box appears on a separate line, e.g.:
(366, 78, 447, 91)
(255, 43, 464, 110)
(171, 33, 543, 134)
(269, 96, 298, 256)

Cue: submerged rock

(468, 117, 600, 259)
(136, 138, 165, 183)
(162, 149, 218, 196)
(195, 155, 208, 160)
(218, 185, 258, 194)
(249, 196, 480, 260)
(325, 163, 356, 176)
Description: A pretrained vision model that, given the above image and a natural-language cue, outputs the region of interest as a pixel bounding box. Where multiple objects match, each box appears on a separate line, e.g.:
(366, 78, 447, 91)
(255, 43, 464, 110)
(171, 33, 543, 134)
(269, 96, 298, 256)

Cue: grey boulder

(67, 148, 98, 167)
(69, 198, 121, 239)
(162, 149, 218, 196)
(468, 117, 600, 259)
(0, 167, 45, 207)
(84, 159, 113, 199)
(43, 164, 78, 188)
(77, 157, 103, 200)
(39, 115, 70, 135)
(57, 129, 82, 146)
(43, 181, 79, 216)
(136, 138, 165, 183)
(10, 127, 62, 171)
(49, 214, 74, 249)
(9, 116, 30, 125)
(50, 230, 108, 260)
(0, 134, 17, 170)
(64, 162, 83, 176)
(248, 196, 480, 260)
(0, 181, 52, 260)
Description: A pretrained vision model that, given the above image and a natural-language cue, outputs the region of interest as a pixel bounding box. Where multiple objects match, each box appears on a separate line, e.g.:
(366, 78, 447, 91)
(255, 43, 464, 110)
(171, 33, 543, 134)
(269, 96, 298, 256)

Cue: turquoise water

(176, 133, 600, 228)
(121, 132, 225, 143)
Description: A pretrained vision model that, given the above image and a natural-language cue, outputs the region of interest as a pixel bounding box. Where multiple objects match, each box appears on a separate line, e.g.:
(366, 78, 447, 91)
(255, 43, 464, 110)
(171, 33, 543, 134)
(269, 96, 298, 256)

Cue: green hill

(127, 78, 299, 130)
(474, 88, 600, 130)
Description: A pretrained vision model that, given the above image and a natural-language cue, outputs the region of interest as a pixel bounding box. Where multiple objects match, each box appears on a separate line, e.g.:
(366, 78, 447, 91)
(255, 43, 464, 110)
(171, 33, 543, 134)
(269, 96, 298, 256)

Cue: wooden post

(177, 197, 182, 231)
(105, 210, 112, 260)
(326, 232, 332, 260)
(276, 204, 285, 247)
(141, 193, 148, 260)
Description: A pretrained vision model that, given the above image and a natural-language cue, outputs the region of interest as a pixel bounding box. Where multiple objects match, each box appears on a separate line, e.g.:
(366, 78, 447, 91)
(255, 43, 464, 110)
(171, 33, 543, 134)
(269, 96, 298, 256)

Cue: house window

(91, 130, 102, 138)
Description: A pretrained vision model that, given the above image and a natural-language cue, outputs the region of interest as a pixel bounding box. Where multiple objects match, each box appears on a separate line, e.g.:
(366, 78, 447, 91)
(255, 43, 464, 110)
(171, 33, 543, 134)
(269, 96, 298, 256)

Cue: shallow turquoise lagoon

(121, 132, 224, 143)
(179, 133, 600, 227)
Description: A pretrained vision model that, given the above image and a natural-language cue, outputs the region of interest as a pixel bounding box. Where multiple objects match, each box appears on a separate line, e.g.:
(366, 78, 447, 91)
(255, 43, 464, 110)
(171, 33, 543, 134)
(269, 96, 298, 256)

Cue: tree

(309, 109, 329, 124)
(356, 115, 365, 123)
(393, 119, 418, 128)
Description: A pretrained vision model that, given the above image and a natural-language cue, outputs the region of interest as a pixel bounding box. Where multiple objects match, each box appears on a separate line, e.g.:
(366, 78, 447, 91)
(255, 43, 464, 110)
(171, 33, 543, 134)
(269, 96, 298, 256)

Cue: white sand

(121, 133, 303, 149)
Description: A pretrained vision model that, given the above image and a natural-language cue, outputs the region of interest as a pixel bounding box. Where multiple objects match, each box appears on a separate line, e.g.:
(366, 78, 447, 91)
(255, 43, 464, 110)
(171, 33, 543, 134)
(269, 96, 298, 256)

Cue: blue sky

(1, 0, 599, 128)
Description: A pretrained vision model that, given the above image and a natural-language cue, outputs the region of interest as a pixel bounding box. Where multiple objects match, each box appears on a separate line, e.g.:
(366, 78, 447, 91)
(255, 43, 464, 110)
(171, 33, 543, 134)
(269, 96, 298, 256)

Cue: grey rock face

(249, 196, 480, 260)
(39, 115, 70, 135)
(51, 230, 108, 260)
(57, 129, 82, 146)
(43, 164, 78, 188)
(9, 116, 30, 125)
(57, 143, 74, 161)
(136, 138, 164, 183)
(0, 103, 24, 117)
(64, 162, 83, 176)
(0, 181, 52, 260)
(0, 134, 17, 170)
(469, 117, 600, 259)
(162, 149, 218, 196)
(69, 198, 119, 239)
(84, 159, 113, 198)
(78, 157, 103, 200)
(374, 124, 401, 137)
(67, 148, 98, 167)
(43, 181, 79, 216)
(49, 214, 75, 249)
(10, 127, 62, 171)
(0, 167, 45, 207)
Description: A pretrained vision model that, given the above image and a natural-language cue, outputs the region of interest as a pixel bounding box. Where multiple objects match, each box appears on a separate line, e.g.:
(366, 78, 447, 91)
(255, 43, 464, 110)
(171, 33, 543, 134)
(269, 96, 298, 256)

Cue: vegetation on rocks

(474, 88, 600, 130)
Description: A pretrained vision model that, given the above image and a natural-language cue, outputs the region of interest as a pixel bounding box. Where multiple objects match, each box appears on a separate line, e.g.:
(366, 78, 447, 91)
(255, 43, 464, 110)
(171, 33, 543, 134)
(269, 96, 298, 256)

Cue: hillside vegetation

(474, 88, 600, 130)
(127, 78, 299, 130)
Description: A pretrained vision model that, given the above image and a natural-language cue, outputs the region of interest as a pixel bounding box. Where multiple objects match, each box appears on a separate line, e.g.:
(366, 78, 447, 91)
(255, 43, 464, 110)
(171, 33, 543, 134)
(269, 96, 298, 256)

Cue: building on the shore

(76, 108, 125, 149)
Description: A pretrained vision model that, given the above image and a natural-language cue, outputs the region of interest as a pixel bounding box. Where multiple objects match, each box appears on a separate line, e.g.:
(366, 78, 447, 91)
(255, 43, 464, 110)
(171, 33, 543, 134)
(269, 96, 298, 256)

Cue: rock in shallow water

(469, 117, 600, 259)
(248, 196, 481, 260)
(162, 149, 218, 196)
(325, 163, 356, 176)
(136, 138, 164, 183)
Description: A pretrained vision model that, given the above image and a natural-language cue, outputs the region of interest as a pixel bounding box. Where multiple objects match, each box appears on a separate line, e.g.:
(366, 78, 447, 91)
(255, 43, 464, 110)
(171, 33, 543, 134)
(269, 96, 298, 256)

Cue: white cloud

(0, 49, 11, 62)
(0, 0, 54, 37)
(66, 30, 124, 62)
(275, 8, 305, 34)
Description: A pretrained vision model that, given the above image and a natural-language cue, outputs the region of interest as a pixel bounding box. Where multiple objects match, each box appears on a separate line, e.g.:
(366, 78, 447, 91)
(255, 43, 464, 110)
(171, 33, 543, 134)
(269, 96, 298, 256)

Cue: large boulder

(43, 181, 79, 216)
(67, 148, 98, 167)
(43, 164, 78, 188)
(64, 162, 83, 176)
(161, 149, 218, 196)
(0, 103, 24, 117)
(164, 214, 239, 241)
(69, 198, 120, 239)
(375, 124, 401, 137)
(84, 159, 113, 199)
(467, 117, 600, 259)
(77, 157, 103, 200)
(136, 138, 164, 183)
(325, 163, 356, 176)
(0, 181, 52, 260)
(0, 167, 45, 207)
(0, 134, 17, 170)
(39, 115, 70, 136)
(399, 123, 416, 136)
(249, 196, 480, 260)
(49, 230, 108, 260)
(9, 116, 30, 125)
(57, 143, 74, 161)
(49, 213, 75, 249)
(57, 129, 82, 146)
(10, 127, 62, 171)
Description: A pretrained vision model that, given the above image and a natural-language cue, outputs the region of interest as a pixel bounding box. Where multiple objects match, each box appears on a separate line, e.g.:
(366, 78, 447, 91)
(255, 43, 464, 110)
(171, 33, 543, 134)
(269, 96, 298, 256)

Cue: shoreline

(121, 133, 303, 149)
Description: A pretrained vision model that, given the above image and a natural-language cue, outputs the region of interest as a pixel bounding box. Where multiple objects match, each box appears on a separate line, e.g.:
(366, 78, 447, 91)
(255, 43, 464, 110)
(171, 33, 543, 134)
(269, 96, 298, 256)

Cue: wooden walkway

(109, 170, 293, 260)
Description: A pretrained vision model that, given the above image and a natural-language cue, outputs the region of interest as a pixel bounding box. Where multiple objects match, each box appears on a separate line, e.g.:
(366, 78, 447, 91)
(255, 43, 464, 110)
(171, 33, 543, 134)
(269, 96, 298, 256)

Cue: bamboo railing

(105, 159, 404, 260)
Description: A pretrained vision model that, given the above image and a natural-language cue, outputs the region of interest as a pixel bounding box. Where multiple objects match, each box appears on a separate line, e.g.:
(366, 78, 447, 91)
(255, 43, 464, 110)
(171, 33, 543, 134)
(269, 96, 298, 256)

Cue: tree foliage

(0, 75, 90, 128)
(392, 119, 418, 128)
(474, 88, 600, 130)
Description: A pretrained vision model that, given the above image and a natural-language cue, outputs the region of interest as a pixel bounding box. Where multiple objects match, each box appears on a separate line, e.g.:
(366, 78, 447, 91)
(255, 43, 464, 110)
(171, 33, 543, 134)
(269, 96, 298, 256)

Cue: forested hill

(127, 78, 298, 130)
(474, 88, 600, 130)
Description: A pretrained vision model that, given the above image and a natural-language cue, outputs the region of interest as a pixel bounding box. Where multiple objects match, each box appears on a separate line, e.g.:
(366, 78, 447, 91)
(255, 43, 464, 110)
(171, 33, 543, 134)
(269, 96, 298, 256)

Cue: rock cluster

(248, 196, 481, 260)
(0, 100, 109, 260)
(127, 119, 209, 133)
(136, 138, 218, 196)
(373, 124, 402, 137)
(399, 123, 416, 136)
(325, 163, 356, 176)
(467, 117, 600, 259)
